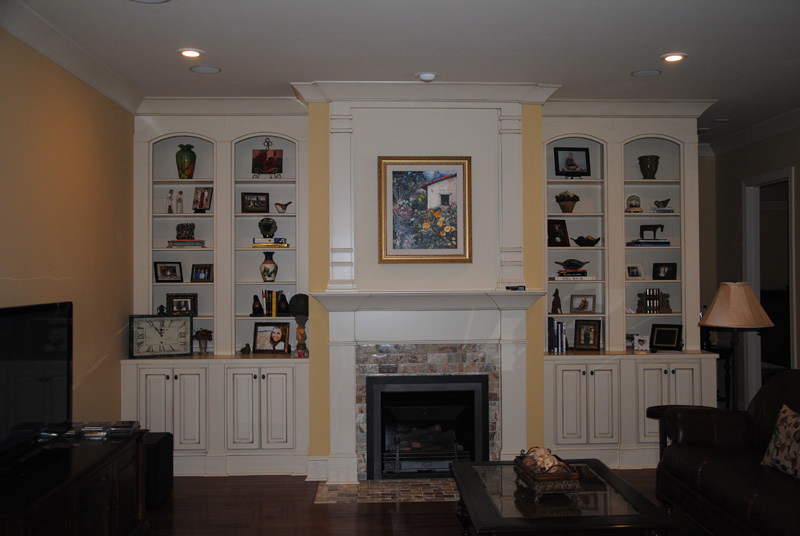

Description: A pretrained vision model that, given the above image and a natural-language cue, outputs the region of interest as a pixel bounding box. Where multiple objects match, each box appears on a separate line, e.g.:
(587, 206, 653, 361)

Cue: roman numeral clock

(129, 314, 193, 358)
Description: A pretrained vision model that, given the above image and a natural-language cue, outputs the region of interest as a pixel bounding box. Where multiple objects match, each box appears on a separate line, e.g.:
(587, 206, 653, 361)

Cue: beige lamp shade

(698, 282, 774, 329)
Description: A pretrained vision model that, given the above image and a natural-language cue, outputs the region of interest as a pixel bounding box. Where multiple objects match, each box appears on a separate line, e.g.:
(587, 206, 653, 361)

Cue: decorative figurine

(555, 259, 589, 270)
(258, 217, 278, 238)
(251, 295, 264, 317)
(167, 189, 174, 213)
(551, 289, 562, 314)
(274, 201, 292, 213)
(289, 293, 309, 355)
(571, 236, 601, 247)
(625, 195, 642, 213)
(654, 198, 670, 208)
(639, 224, 664, 240)
(240, 343, 251, 355)
(176, 190, 184, 213)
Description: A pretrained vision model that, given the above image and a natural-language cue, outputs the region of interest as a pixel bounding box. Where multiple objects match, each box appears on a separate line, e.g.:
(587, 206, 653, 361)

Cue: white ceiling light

(178, 48, 204, 58)
(631, 69, 662, 77)
(129, 0, 170, 3)
(416, 72, 437, 82)
(661, 52, 687, 62)
(190, 65, 221, 74)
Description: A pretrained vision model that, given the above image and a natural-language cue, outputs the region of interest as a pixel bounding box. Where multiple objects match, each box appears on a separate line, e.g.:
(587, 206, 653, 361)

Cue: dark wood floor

(146, 469, 709, 535)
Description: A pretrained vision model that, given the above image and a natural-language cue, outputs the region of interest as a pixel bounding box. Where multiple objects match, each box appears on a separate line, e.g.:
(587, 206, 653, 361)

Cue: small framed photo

(626, 334, 637, 348)
(241, 192, 269, 213)
(650, 324, 683, 351)
(574, 319, 601, 351)
(154, 262, 183, 283)
(570, 294, 596, 313)
(190, 264, 214, 282)
(554, 147, 591, 178)
(652, 262, 677, 280)
(166, 293, 198, 316)
(548, 219, 570, 247)
(253, 322, 291, 354)
(192, 187, 213, 212)
(252, 149, 283, 175)
(626, 263, 645, 280)
(633, 335, 650, 353)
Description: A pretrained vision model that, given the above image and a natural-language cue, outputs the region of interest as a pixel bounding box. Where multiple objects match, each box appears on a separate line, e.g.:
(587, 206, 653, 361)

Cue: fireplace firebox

(366, 375, 489, 480)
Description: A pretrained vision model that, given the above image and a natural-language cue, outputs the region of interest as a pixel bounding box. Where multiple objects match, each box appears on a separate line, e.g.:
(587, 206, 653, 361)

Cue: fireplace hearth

(367, 375, 489, 480)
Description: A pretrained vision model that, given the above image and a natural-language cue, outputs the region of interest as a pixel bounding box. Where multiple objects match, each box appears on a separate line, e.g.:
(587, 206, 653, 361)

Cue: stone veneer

(355, 343, 501, 481)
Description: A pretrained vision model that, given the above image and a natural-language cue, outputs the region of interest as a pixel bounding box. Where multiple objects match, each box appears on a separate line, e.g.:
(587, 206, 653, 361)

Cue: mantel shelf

(311, 290, 546, 313)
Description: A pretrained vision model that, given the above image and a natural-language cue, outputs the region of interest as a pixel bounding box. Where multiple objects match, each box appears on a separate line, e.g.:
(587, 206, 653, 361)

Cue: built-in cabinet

(121, 358, 309, 476)
(554, 362, 618, 445)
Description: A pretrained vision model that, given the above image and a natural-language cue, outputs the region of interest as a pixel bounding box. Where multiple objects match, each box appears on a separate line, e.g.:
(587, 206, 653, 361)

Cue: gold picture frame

(378, 156, 472, 263)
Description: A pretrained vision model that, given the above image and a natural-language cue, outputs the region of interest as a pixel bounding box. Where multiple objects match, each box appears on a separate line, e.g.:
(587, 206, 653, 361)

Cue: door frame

(742, 167, 797, 403)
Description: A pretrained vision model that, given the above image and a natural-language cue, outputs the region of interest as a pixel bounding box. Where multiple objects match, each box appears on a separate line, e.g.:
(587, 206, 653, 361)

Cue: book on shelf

(649, 207, 675, 213)
(252, 242, 290, 248)
(167, 239, 206, 248)
(554, 276, 597, 281)
(627, 239, 671, 247)
(548, 317, 570, 353)
(253, 237, 288, 244)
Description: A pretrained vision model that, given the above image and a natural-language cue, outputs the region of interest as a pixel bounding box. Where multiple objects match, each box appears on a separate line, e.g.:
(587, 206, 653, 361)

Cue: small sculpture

(241, 343, 251, 354)
(274, 201, 292, 213)
(551, 289, 562, 314)
(167, 189, 174, 213)
(258, 217, 278, 238)
(176, 191, 184, 213)
(654, 198, 670, 208)
(250, 295, 264, 317)
(639, 224, 664, 240)
(289, 293, 309, 354)
(555, 259, 589, 270)
(625, 194, 642, 213)
(571, 236, 601, 247)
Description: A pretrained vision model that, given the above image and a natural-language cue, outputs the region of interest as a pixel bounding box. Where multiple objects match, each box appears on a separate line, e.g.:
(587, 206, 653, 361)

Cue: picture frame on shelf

(633, 335, 650, 353)
(252, 149, 283, 175)
(166, 293, 198, 316)
(547, 219, 570, 247)
(554, 147, 591, 178)
(570, 294, 596, 313)
(626, 263, 645, 280)
(626, 333, 637, 348)
(653, 262, 677, 280)
(241, 192, 269, 213)
(649, 324, 683, 351)
(154, 261, 183, 283)
(253, 322, 291, 354)
(192, 187, 213, 212)
(378, 156, 472, 263)
(574, 319, 601, 351)
(190, 264, 214, 282)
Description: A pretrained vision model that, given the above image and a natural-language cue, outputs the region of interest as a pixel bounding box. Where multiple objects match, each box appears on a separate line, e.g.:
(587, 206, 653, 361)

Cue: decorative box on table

(513, 448, 580, 503)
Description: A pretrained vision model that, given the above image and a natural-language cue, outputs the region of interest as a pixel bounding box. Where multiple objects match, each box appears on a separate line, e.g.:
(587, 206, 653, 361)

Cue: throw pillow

(762, 404, 800, 479)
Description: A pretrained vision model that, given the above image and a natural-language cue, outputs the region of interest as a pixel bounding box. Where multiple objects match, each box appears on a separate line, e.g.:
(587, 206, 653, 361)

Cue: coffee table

(450, 459, 676, 535)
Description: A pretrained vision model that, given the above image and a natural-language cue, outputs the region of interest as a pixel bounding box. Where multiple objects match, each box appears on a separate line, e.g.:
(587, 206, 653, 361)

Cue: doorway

(743, 168, 796, 404)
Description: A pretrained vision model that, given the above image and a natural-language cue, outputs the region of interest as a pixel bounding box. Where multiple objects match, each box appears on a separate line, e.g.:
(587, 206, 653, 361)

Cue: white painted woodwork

(554, 362, 619, 446)
(636, 360, 701, 443)
(226, 366, 295, 450)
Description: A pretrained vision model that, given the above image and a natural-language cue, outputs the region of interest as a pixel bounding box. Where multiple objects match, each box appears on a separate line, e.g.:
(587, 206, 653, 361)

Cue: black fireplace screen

(366, 375, 489, 480)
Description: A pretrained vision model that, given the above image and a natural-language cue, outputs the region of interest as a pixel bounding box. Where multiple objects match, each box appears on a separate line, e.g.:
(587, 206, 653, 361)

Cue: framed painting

(378, 156, 472, 263)
(241, 192, 269, 213)
(547, 219, 570, 247)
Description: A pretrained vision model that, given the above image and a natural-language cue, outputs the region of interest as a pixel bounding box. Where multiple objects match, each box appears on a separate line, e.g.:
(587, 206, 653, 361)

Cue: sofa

(656, 369, 800, 536)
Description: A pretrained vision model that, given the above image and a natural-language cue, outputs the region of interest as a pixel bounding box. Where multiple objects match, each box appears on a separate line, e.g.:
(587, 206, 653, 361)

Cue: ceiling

(4, 0, 800, 146)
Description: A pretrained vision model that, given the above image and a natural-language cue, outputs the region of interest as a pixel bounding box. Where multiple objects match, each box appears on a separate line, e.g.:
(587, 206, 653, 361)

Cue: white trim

(713, 108, 800, 156)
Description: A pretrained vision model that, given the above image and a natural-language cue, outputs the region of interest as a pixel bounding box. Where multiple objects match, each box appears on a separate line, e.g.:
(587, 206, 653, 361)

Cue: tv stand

(0, 433, 147, 535)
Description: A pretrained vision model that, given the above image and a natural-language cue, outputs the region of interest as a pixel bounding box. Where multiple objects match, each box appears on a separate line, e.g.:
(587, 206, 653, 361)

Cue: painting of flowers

(379, 156, 471, 263)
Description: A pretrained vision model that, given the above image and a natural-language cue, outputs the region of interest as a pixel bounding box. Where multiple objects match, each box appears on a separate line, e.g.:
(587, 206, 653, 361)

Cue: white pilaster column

(498, 307, 528, 459)
(328, 103, 357, 290)
(497, 104, 526, 289)
(327, 310, 359, 483)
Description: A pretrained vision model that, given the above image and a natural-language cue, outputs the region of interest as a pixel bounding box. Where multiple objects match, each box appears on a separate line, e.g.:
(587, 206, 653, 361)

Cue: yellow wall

(0, 30, 134, 422)
(307, 103, 331, 456)
(523, 105, 546, 446)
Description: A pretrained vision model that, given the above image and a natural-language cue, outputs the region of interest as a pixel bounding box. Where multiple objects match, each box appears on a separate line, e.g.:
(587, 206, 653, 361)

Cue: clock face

(129, 315, 193, 358)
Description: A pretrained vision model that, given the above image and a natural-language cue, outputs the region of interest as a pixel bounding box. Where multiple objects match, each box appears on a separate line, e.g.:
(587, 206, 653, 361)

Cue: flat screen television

(0, 301, 72, 466)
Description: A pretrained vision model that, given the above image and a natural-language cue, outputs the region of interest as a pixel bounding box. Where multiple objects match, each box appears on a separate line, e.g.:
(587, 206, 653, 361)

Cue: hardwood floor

(146, 470, 709, 535)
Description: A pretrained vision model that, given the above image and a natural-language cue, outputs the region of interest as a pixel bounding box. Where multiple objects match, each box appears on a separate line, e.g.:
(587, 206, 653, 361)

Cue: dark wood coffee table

(451, 459, 676, 535)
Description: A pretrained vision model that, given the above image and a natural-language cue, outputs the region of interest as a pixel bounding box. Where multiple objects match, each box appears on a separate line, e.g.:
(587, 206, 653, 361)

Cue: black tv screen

(0, 302, 72, 459)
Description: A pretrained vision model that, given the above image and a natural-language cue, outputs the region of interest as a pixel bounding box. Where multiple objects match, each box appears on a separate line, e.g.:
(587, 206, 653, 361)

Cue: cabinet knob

(262, 374, 266, 379)
(165, 375, 170, 380)
(174, 375, 178, 380)
(663, 369, 668, 375)
(672, 369, 676, 375)
(582, 370, 586, 376)
(590, 370, 595, 376)
(253, 374, 258, 379)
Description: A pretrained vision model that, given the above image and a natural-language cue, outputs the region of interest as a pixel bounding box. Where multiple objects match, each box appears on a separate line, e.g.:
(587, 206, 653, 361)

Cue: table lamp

(698, 282, 773, 408)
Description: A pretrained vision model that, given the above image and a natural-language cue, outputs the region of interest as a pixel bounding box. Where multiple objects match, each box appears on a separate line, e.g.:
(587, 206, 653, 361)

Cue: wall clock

(129, 314, 193, 358)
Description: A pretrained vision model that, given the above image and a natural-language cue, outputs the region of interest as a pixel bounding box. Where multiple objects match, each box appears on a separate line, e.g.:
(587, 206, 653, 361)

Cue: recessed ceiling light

(631, 69, 662, 77)
(178, 48, 204, 58)
(190, 65, 221, 74)
(129, 0, 170, 3)
(661, 52, 687, 62)
(415, 72, 437, 82)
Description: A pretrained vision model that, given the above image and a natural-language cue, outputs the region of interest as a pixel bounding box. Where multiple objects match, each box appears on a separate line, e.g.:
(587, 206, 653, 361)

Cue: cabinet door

(637, 363, 669, 442)
(173, 367, 207, 450)
(260, 367, 294, 448)
(138, 368, 173, 434)
(555, 364, 587, 444)
(226, 367, 260, 449)
(669, 362, 701, 406)
(587, 364, 619, 444)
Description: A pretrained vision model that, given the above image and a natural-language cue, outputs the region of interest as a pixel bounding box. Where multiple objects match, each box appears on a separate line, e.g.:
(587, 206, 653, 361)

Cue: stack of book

(548, 318, 569, 353)
(255, 289, 291, 317)
(554, 269, 595, 281)
(167, 239, 206, 248)
(649, 206, 674, 213)
(252, 237, 289, 248)
(626, 238, 671, 247)
(83, 422, 111, 440)
(108, 420, 140, 439)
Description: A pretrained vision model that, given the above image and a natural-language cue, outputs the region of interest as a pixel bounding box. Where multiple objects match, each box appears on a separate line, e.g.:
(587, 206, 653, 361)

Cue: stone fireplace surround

(312, 290, 544, 483)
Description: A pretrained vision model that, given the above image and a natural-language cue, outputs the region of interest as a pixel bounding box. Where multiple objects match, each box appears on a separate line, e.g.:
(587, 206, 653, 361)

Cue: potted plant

(555, 191, 580, 213)
(193, 328, 213, 353)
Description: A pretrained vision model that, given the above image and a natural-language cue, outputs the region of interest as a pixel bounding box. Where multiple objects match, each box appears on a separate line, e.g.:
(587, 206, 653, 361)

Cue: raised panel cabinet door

(226, 367, 260, 449)
(555, 364, 587, 444)
(587, 364, 619, 444)
(260, 367, 295, 448)
(669, 362, 701, 406)
(637, 363, 669, 443)
(138, 367, 173, 434)
(173, 367, 207, 450)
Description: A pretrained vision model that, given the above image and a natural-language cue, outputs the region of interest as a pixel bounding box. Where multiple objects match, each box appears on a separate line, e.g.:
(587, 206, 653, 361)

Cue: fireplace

(366, 375, 489, 480)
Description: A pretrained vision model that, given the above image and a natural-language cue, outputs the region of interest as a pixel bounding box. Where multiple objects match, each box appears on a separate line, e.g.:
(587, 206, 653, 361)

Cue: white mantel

(311, 290, 544, 483)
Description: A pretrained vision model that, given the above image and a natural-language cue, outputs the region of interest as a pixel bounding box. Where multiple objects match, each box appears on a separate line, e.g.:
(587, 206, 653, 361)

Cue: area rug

(314, 478, 461, 504)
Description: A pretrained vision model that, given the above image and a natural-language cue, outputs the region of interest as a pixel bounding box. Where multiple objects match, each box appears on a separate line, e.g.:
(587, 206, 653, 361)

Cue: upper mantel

(311, 290, 545, 313)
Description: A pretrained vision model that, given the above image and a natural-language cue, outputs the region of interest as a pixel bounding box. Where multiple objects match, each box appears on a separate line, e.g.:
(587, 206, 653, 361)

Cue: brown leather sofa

(656, 369, 800, 536)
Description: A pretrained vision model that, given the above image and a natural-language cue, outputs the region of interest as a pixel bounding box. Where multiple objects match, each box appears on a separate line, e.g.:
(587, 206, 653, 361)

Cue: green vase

(176, 144, 196, 179)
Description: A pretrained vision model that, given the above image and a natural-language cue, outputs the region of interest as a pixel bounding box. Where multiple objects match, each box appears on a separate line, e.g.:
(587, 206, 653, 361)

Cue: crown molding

(0, 0, 143, 113)
(710, 107, 800, 155)
(136, 97, 308, 116)
(543, 99, 716, 119)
